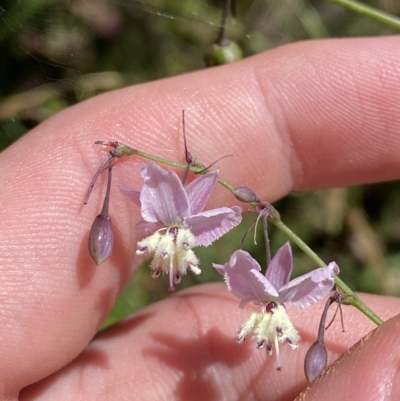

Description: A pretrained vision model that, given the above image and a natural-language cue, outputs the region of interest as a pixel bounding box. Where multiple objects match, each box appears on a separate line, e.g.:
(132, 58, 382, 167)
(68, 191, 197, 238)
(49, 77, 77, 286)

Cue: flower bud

(88, 213, 114, 265)
(204, 39, 243, 67)
(233, 186, 259, 203)
(304, 340, 328, 383)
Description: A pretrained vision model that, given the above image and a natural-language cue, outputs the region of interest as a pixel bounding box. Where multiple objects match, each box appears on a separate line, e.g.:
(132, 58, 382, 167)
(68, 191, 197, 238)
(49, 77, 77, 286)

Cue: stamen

(174, 272, 181, 284)
(188, 263, 201, 275)
(266, 344, 273, 355)
(137, 226, 201, 289)
(274, 335, 281, 371)
(151, 268, 161, 279)
(265, 302, 277, 313)
(237, 334, 246, 343)
(168, 254, 175, 291)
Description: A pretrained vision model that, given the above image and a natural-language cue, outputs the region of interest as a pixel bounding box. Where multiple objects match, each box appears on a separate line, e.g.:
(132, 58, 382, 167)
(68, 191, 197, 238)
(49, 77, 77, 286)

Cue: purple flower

(214, 243, 339, 370)
(120, 162, 242, 290)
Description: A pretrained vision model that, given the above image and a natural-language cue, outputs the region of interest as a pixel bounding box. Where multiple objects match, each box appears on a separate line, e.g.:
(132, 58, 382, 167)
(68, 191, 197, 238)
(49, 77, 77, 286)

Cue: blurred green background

(1, 0, 400, 328)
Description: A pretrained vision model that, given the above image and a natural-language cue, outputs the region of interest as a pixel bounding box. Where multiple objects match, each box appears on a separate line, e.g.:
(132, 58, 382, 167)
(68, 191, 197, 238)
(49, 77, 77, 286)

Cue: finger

(2, 36, 400, 397)
(19, 286, 400, 401)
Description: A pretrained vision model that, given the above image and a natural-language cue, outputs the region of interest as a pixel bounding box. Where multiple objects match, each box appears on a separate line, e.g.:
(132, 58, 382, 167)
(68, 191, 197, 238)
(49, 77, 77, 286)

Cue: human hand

(2, 36, 400, 400)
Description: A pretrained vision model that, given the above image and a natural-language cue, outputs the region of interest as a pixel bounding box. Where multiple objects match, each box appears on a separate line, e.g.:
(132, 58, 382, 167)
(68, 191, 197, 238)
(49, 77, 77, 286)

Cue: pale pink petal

(186, 206, 242, 246)
(213, 250, 279, 307)
(265, 242, 293, 289)
(119, 187, 141, 206)
(140, 163, 190, 224)
(278, 262, 340, 308)
(185, 170, 218, 215)
(213, 263, 225, 276)
(134, 220, 162, 233)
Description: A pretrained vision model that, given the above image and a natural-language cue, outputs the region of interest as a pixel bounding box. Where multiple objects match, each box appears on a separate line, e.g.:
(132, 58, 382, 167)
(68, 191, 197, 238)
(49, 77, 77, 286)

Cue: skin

(1, 36, 400, 401)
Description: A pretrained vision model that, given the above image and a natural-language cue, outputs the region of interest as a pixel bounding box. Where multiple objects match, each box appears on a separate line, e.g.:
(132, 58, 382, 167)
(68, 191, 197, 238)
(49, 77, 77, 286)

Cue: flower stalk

(327, 0, 400, 30)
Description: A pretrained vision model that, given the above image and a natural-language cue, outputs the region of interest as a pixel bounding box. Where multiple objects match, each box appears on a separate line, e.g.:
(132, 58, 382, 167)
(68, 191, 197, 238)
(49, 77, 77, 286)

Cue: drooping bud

(304, 292, 344, 383)
(304, 340, 328, 383)
(233, 186, 259, 203)
(88, 156, 114, 265)
(88, 213, 114, 265)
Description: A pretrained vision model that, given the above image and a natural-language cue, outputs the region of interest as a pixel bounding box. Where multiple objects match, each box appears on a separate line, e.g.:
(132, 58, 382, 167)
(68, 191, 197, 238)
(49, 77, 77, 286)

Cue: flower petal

(213, 263, 225, 276)
(265, 242, 293, 290)
(135, 220, 162, 233)
(213, 250, 279, 307)
(278, 262, 340, 308)
(186, 206, 242, 246)
(185, 170, 218, 215)
(119, 187, 141, 206)
(140, 163, 190, 224)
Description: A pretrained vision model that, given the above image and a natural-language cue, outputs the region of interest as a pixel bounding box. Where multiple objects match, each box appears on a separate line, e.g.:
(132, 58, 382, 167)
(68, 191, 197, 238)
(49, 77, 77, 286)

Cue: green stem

(327, 0, 400, 30)
(123, 147, 237, 193)
(271, 215, 383, 325)
(105, 142, 384, 326)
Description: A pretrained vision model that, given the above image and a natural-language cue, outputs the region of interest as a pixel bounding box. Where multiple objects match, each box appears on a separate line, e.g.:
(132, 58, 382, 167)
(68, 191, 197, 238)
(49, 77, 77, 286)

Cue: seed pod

(204, 39, 243, 67)
(88, 213, 114, 265)
(304, 340, 328, 383)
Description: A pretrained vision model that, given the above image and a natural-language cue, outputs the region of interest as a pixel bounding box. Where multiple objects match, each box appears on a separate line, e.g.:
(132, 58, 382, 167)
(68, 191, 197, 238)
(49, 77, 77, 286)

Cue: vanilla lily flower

(214, 243, 339, 370)
(120, 162, 242, 290)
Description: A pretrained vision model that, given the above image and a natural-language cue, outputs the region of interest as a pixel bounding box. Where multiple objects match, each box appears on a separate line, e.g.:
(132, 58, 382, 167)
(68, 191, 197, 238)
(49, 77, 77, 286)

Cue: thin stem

(181, 109, 191, 186)
(101, 157, 113, 215)
(240, 219, 256, 249)
(325, 295, 344, 331)
(84, 154, 113, 205)
(96, 142, 236, 192)
(327, 0, 400, 30)
(317, 296, 335, 341)
(216, 0, 232, 45)
(129, 148, 236, 192)
(262, 213, 271, 267)
(270, 215, 383, 326)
